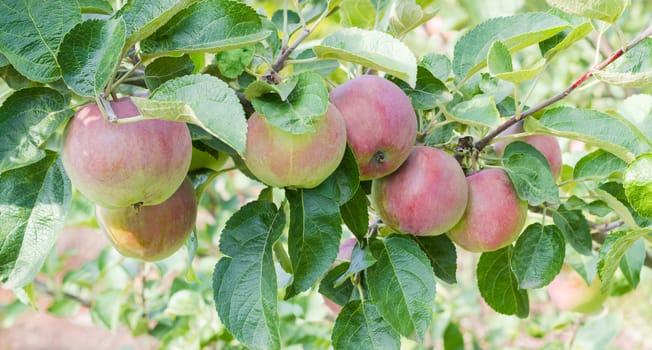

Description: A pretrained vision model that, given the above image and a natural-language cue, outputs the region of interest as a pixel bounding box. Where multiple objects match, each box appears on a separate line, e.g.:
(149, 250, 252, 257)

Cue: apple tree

(1, 0, 652, 348)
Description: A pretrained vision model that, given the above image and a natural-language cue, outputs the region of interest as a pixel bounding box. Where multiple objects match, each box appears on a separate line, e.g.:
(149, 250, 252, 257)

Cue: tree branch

(474, 24, 652, 152)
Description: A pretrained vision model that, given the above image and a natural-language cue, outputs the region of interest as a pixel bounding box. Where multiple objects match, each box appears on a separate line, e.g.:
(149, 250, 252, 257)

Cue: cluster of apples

(62, 98, 197, 262)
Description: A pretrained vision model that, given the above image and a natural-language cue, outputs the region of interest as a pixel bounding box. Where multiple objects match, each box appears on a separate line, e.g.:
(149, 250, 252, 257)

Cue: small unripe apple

(244, 103, 347, 189)
(329, 75, 417, 180)
(371, 146, 468, 236)
(448, 168, 527, 252)
(493, 121, 562, 178)
(96, 178, 197, 262)
(547, 265, 608, 314)
(62, 97, 192, 208)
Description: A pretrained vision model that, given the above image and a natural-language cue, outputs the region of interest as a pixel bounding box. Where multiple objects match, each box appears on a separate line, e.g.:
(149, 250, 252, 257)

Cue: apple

(244, 103, 346, 188)
(371, 146, 468, 236)
(493, 121, 562, 178)
(62, 97, 192, 208)
(547, 265, 608, 314)
(189, 145, 228, 172)
(96, 178, 197, 262)
(329, 75, 417, 180)
(447, 168, 527, 252)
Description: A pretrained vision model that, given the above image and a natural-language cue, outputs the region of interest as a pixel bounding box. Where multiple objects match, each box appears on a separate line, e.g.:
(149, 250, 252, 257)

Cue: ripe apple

(371, 146, 468, 236)
(447, 168, 527, 252)
(493, 121, 562, 178)
(547, 265, 608, 314)
(62, 97, 192, 208)
(329, 75, 417, 180)
(244, 103, 347, 189)
(96, 178, 197, 262)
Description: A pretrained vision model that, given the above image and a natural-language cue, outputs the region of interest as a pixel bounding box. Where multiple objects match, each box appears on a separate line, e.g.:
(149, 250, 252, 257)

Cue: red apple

(447, 168, 527, 252)
(547, 265, 608, 314)
(62, 97, 192, 208)
(244, 103, 346, 188)
(96, 178, 197, 262)
(329, 75, 417, 180)
(493, 121, 562, 178)
(371, 146, 468, 236)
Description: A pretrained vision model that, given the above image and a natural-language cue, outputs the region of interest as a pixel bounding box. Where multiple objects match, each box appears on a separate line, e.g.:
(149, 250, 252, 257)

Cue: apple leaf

(366, 235, 436, 340)
(314, 28, 417, 87)
(541, 22, 593, 58)
(291, 49, 339, 77)
(420, 53, 452, 83)
(411, 235, 457, 284)
(477, 246, 529, 318)
(0, 0, 81, 83)
(624, 153, 652, 218)
(334, 244, 376, 286)
(144, 55, 195, 90)
(215, 46, 255, 79)
(0, 152, 72, 289)
(141, 0, 271, 58)
(443, 322, 465, 350)
(488, 41, 512, 75)
(0, 87, 72, 174)
(593, 38, 652, 88)
(592, 187, 641, 230)
(511, 223, 565, 289)
(146, 74, 246, 155)
(618, 94, 652, 143)
(0, 53, 8, 67)
(250, 72, 330, 134)
(494, 59, 546, 84)
(285, 186, 342, 299)
(79, 0, 114, 14)
(525, 107, 651, 163)
(58, 18, 126, 97)
(453, 13, 569, 81)
(115, 0, 198, 48)
(313, 146, 360, 205)
(503, 141, 560, 205)
(319, 262, 356, 307)
(619, 238, 645, 288)
(565, 249, 599, 285)
(546, 0, 625, 23)
(552, 206, 592, 256)
(213, 200, 285, 350)
(389, 1, 439, 37)
(391, 65, 451, 110)
(444, 96, 500, 128)
(90, 289, 127, 330)
(340, 187, 369, 240)
(597, 229, 650, 293)
(331, 301, 400, 350)
(573, 149, 627, 179)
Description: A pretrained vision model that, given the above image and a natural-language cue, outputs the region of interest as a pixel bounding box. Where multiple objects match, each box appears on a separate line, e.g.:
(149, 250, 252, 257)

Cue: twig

(474, 24, 652, 152)
(33, 279, 93, 308)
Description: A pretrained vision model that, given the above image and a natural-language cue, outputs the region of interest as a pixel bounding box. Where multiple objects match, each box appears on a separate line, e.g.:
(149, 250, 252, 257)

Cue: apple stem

(474, 23, 652, 153)
(273, 241, 293, 274)
(96, 93, 118, 123)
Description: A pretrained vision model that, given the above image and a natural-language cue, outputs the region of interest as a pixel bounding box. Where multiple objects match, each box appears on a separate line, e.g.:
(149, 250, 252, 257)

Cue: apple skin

(493, 121, 562, 178)
(96, 178, 197, 262)
(329, 75, 417, 180)
(371, 146, 468, 236)
(447, 168, 527, 252)
(244, 103, 346, 189)
(547, 265, 608, 314)
(62, 97, 192, 208)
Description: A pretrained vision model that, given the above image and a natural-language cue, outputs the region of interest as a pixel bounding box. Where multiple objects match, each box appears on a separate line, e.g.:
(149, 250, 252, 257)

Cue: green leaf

(47, 298, 81, 317)
(0, 153, 72, 289)
(165, 290, 203, 316)
(391, 65, 451, 110)
(620, 237, 645, 288)
(285, 187, 342, 299)
(443, 322, 465, 350)
(340, 187, 369, 240)
(146, 74, 246, 155)
(565, 249, 599, 285)
(319, 262, 356, 307)
(511, 223, 565, 289)
(477, 246, 529, 317)
(367, 235, 436, 340)
(216, 46, 255, 79)
(593, 38, 652, 88)
(0, 65, 30, 90)
(445, 96, 500, 128)
(91, 290, 127, 329)
(526, 107, 651, 163)
(271, 9, 301, 36)
(488, 41, 512, 75)
(58, 18, 126, 97)
(251, 72, 329, 134)
(618, 94, 652, 143)
(115, 0, 198, 48)
(314, 28, 417, 87)
(592, 187, 640, 229)
(0, 87, 72, 174)
(334, 244, 376, 286)
(291, 49, 339, 77)
(600, 182, 652, 227)
(389, 1, 439, 37)
(503, 141, 559, 205)
(541, 22, 593, 58)
(573, 149, 627, 179)
(412, 235, 457, 284)
(0, 0, 81, 83)
(494, 59, 546, 84)
(552, 206, 592, 255)
(597, 229, 650, 293)
(213, 200, 285, 350)
(546, 0, 625, 23)
(624, 153, 652, 218)
(420, 53, 452, 82)
(79, 0, 114, 14)
(331, 301, 400, 350)
(144, 54, 195, 91)
(141, 0, 271, 57)
(312, 145, 360, 205)
(453, 13, 569, 81)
